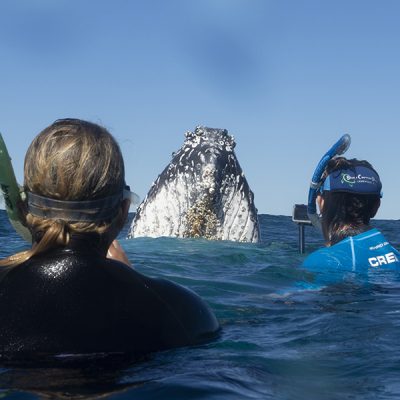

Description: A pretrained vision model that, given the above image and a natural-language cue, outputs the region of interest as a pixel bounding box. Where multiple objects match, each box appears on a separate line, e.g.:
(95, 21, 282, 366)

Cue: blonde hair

(1, 119, 126, 267)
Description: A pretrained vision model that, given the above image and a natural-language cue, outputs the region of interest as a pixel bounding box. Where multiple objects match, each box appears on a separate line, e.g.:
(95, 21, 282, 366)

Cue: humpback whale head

(128, 126, 260, 242)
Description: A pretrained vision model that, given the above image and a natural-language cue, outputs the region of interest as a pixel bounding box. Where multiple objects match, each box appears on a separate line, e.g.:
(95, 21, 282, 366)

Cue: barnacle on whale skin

(183, 198, 219, 240)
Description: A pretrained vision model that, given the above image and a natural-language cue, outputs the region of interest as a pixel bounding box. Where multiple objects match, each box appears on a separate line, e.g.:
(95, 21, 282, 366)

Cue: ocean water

(0, 211, 400, 399)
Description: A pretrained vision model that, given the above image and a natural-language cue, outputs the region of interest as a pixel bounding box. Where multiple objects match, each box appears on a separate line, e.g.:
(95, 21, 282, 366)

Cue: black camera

(292, 204, 312, 225)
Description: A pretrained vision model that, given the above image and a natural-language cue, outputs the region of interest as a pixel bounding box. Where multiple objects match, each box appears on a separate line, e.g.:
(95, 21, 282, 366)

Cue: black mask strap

(27, 192, 122, 222)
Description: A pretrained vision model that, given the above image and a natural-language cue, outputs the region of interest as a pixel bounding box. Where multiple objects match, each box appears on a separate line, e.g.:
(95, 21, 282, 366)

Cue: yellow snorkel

(0, 133, 31, 242)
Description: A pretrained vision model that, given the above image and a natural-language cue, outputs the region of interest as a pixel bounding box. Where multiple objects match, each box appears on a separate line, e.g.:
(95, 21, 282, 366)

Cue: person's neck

(327, 223, 372, 246)
(67, 232, 111, 257)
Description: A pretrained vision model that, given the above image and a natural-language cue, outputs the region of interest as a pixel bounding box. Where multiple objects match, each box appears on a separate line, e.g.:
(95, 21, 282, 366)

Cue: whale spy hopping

(128, 126, 260, 242)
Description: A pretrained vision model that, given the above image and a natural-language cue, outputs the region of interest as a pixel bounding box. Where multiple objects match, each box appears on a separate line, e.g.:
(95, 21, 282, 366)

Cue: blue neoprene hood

(320, 166, 382, 197)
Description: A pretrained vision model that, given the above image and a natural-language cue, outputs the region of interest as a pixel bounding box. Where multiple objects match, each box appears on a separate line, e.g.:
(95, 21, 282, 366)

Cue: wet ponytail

(0, 217, 71, 266)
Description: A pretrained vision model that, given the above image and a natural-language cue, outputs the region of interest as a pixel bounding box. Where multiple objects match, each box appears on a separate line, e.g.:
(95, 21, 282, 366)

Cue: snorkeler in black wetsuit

(0, 119, 219, 364)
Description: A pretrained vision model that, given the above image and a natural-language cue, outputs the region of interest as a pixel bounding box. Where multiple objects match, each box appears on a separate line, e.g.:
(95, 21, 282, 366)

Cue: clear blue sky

(0, 0, 399, 219)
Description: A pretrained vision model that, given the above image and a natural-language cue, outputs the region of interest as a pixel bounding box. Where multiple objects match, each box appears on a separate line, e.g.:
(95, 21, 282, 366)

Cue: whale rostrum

(128, 126, 260, 242)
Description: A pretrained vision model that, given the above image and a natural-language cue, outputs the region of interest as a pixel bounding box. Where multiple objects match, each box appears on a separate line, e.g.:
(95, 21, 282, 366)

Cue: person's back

(0, 119, 219, 363)
(0, 239, 218, 360)
(303, 228, 400, 272)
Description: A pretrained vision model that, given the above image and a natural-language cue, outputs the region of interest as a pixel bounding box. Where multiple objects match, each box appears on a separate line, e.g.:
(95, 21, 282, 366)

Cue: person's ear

(316, 194, 324, 213)
(113, 199, 130, 234)
(370, 199, 381, 218)
(121, 199, 130, 222)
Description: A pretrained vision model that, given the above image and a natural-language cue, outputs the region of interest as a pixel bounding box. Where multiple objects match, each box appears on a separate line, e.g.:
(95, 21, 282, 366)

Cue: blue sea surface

(0, 211, 400, 399)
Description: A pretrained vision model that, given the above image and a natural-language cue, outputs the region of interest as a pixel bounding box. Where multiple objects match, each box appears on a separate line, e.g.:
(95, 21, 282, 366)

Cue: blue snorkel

(307, 134, 351, 231)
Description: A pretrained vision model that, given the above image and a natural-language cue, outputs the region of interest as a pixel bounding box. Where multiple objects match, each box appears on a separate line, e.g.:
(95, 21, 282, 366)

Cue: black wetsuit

(0, 239, 219, 363)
